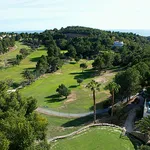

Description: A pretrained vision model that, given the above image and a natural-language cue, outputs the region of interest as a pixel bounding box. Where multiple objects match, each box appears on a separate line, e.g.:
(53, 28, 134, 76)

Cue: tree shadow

(45, 94, 66, 103)
(11, 82, 20, 89)
(109, 66, 126, 73)
(30, 57, 41, 62)
(89, 98, 111, 111)
(69, 85, 78, 88)
(61, 114, 105, 127)
(70, 69, 96, 80)
(69, 61, 76, 64)
(61, 113, 109, 127)
(26, 67, 35, 70)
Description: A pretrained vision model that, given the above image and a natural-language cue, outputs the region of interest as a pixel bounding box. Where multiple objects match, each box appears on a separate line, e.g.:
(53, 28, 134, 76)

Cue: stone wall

(48, 123, 123, 143)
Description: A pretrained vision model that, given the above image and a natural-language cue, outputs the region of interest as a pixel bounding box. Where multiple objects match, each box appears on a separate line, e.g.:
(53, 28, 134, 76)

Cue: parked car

(147, 101, 150, 113)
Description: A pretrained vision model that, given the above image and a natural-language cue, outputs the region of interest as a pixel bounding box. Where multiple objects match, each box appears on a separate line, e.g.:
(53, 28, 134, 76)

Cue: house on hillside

(113, 41, 124, 47)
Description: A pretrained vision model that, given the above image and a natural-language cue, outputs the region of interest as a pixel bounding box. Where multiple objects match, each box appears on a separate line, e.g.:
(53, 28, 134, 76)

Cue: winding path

(124, 95, 144, 132)
(36, 107, 109, 118)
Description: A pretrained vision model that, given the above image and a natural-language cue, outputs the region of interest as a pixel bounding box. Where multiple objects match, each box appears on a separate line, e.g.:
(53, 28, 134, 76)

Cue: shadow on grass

(70, 61, 76, 64)
(30, 57, 41, 62)
(45, 94, 66, 103)
(108, 66, 127, 73)
(70, 68, 95, 80)
(62, 114, 104, 127)
(62, 115, 93, 127)
(69, 85, 78, 88)
(11, 82, 20, 89)
(89, 98, 111, 111)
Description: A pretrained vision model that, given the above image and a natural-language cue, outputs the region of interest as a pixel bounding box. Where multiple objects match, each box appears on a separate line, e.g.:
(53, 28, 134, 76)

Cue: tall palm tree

(86, 80, 101, 123)
(106, 81, 120, 117)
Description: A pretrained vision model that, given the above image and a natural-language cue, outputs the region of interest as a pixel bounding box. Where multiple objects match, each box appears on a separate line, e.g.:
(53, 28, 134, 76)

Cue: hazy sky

(0, 0, 150, 31)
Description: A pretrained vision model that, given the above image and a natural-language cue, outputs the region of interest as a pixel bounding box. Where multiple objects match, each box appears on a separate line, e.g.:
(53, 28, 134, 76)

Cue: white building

(113, 41, 124, 47)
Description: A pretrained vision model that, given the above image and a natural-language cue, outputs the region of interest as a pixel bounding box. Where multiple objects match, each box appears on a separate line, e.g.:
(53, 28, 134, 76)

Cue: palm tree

(86, 80, 101, 123)
(106, 81, 120, 117)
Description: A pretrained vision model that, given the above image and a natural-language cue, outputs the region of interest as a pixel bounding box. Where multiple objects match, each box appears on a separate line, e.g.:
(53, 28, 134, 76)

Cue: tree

(86, 80, 101, 123)
(133, 62, 150, 87)
(105, 81, 120, 117)
(47, 41, 60, 57)
(115, 68, 141, 101)
(68, 45, 77, 58)
(92, 56, 105, 74)
(47, 56, 63, 73)
(138, 145, 150, 150)
(15, 54, 23, 65)
(0, 132, 10, 150)
(56, 84, 71, 98)
(75, 56, 80, 63)
(76, 78, 83, 85)
(22, 69, 35, 84)
(0, 81, 48, 150)
(20, 48, 28, 58)
(80, 63, 87, 72)
(36, 55, 48, 75)
(136, 116, 150, 135)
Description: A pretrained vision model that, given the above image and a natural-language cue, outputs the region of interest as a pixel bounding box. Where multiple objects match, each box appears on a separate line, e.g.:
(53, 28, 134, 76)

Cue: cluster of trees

(35, 37, 63, 76)
(12, 26, 150, 74)
(14, 48, 29, 65)
(0, 81, 50, 150)
(92, 51, 114, 73)
(0, 37, 15, 54)
(115, 61, 150, 100)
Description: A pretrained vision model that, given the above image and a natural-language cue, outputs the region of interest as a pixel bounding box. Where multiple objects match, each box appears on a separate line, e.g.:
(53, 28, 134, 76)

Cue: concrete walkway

(36, 107, 109, 118)
(124, 108, 137, 132)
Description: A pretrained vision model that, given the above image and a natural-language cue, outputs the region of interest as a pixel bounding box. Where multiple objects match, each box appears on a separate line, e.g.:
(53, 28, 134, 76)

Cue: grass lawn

(0, 42, 29, 66)
(0, 43, 47, 83)
(41, 114, 82, 139)
(51, 126, 134, 150)
(20, 60, 117, 113)
(0, 42, 117, 113)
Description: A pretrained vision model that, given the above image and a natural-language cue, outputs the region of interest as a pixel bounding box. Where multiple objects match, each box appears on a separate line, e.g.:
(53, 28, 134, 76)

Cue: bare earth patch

(54, 69, 63, 75)
(55, 72, 62, 75)
(64, 92, 77, 104)
(94, 71, 116, 83)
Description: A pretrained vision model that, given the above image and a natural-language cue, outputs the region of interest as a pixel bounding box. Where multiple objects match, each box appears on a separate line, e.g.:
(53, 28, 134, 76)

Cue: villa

(113, 41, 124, 47)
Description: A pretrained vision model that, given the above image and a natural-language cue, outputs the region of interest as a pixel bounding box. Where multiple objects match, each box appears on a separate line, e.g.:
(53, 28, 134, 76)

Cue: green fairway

(41, 114, 82, 138)
(0, 44, 47, 82)
(51, 126, 134, 150)
(0, 42, 116, 113)
(0, 42, 30, 67)
(20, 60, 116, 113)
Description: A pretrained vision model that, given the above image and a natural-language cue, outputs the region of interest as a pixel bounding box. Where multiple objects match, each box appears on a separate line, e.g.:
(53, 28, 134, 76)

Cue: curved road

(124, 95, 144, 132)
(36, 107, 109, 118)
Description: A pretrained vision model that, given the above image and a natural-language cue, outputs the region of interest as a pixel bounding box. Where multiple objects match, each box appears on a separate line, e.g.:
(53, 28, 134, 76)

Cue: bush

(77, 78, 83, 85)
(56, 84, 71, 98)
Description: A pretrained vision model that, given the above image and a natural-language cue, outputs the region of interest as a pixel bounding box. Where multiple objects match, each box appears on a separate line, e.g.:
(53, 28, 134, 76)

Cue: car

(147, 101, 150, 113)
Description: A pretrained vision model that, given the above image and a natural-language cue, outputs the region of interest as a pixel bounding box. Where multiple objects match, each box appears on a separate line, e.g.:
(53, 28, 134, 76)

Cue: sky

(0, 0, 150, 31)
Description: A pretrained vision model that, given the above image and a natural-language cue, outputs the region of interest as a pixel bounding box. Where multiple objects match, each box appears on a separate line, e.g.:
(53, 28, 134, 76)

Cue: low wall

(48, 123, 123, 143)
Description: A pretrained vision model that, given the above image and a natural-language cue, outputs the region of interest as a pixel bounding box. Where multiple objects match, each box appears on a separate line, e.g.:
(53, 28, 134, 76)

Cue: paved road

(36, 107, 109, 118)
(124, 95, 144, 132)
(35, 95, 138, 118)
